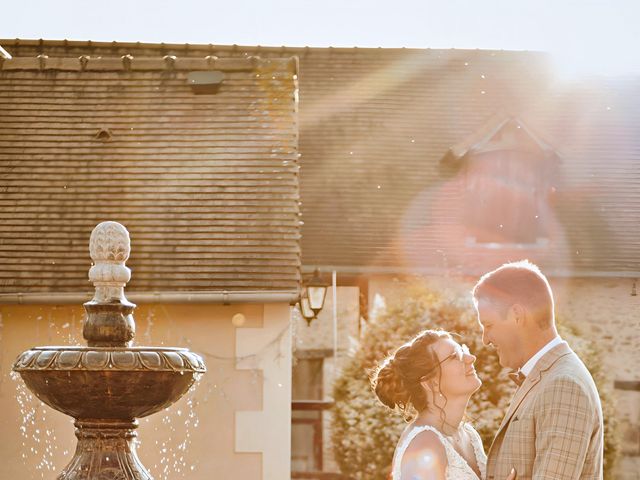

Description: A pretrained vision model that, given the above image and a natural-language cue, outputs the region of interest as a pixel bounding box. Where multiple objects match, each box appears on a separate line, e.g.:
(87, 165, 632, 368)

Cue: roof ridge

(0, 54, 298, 73)
(0, 38, 547, 56)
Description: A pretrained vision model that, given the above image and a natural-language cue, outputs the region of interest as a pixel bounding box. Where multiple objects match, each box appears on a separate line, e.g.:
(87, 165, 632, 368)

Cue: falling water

(12, 371, 62, 477)
(8, 309, 84, 477)
(143, 376, 203, 479)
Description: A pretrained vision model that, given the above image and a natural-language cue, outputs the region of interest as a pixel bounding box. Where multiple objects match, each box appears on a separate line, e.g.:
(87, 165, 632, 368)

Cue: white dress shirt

(520, 336, 563, 376)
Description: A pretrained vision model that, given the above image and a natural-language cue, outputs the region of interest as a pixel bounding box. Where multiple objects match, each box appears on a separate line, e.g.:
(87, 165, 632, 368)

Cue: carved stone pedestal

(59, 420, 151, 480)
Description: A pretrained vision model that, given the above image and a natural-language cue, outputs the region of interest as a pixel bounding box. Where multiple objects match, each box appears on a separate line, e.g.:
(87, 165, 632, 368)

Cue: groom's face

(476, 298, 521, 369)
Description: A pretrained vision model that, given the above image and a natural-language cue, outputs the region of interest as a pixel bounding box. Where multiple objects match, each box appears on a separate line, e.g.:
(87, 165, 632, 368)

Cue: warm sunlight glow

(551, 44, 640, 80)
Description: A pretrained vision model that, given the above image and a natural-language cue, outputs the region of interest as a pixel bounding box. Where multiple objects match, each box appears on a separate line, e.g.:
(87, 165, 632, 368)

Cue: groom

(473, 260, 603, 479)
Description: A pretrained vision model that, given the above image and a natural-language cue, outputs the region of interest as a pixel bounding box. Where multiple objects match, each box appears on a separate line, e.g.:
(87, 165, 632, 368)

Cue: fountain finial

(88, 221, 131, 303)
(83, 221, 136, 347)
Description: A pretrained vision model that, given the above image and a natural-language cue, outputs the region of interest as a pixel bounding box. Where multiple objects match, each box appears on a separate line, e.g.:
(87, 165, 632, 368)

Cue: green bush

(331, 284, 619, 480)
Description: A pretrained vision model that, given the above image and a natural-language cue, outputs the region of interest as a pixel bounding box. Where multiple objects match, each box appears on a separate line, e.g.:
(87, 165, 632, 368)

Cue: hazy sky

(3, 0, 639, 77)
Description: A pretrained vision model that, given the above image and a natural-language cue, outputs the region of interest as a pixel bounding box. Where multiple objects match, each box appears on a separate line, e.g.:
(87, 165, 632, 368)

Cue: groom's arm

(532, 374, 596, 479)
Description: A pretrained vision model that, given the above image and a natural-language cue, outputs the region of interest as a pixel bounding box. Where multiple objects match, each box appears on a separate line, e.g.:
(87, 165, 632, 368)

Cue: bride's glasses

(421, 343, 470, 379)
(450, 343, 471, 362)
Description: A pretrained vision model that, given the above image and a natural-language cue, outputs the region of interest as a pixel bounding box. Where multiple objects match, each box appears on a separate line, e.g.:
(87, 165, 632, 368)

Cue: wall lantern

(299, 269, 328, 326)
(299, 291, 316, 325)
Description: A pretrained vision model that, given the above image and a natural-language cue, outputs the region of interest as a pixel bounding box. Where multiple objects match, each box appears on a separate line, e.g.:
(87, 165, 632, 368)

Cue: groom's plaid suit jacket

(486, 342, 604, 480)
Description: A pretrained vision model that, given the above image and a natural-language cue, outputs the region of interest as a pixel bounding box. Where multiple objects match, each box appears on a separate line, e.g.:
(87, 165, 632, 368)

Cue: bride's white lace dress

(391, 422, 487, 480)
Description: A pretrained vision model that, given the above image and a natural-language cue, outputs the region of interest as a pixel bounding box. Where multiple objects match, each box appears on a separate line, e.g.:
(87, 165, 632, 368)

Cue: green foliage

(331, 284, 619, 480)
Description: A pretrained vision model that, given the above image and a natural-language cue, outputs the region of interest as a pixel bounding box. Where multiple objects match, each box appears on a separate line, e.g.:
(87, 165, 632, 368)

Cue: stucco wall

(0, 302, 292, 480)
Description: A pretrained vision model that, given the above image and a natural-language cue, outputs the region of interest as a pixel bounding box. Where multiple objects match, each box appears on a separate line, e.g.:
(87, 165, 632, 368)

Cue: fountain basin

(13, 346, 206, 420)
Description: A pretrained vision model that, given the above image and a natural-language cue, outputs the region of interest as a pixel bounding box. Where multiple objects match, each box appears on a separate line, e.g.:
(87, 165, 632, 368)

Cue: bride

(372, 330, 516, 480)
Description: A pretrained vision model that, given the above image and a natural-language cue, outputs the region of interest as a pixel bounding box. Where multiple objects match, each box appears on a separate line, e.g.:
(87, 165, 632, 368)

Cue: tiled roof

(0, 41, 300, 296)
(290, 47, 640, 277)
(2, 39, 639, 278)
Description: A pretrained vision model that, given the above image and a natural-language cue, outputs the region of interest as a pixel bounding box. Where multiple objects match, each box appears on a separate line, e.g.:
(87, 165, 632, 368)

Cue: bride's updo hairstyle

(372, 329, 451, 418)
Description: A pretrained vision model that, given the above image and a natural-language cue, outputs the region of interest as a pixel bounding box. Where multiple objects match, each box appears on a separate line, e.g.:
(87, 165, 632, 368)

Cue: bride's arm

(400, 430, 447, 480)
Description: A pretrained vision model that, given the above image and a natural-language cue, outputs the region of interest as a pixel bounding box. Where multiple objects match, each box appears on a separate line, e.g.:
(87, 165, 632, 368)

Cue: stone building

(1, 39, 639, 479)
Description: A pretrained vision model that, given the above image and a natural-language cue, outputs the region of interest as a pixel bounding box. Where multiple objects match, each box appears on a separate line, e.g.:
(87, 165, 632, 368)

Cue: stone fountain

(13, 221, 206, 479)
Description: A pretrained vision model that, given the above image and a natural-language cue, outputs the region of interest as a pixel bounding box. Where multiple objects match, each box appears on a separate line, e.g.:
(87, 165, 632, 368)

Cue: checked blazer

(486, 341, 604, 480)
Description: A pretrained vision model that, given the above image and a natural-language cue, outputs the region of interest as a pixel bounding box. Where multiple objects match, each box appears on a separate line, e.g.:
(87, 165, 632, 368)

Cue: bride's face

(430, 338, 482, 397)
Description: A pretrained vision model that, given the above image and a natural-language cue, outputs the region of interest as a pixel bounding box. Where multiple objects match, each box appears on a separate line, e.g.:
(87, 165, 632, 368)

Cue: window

(291, 357, 348, 479)
(292, 358, 324, 473)
(465, 149, 550, 245)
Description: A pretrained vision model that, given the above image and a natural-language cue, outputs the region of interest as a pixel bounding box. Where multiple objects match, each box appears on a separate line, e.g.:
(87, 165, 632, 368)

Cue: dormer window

(465, 149, 549, 245)
(443, 115, 558, 248)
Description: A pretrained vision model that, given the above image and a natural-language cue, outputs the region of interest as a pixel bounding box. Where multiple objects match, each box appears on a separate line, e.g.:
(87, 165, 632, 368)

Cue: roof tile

(2, 39, 639, 277)
(0, 46, 300, 295)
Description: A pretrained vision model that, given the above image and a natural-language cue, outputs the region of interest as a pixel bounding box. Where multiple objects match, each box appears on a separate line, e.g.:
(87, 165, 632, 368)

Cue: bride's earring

(432, 384, 442, 399)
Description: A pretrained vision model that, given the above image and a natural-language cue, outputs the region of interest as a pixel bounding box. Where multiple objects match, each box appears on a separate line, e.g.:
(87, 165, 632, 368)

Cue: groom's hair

(472, 259, 555, 329)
